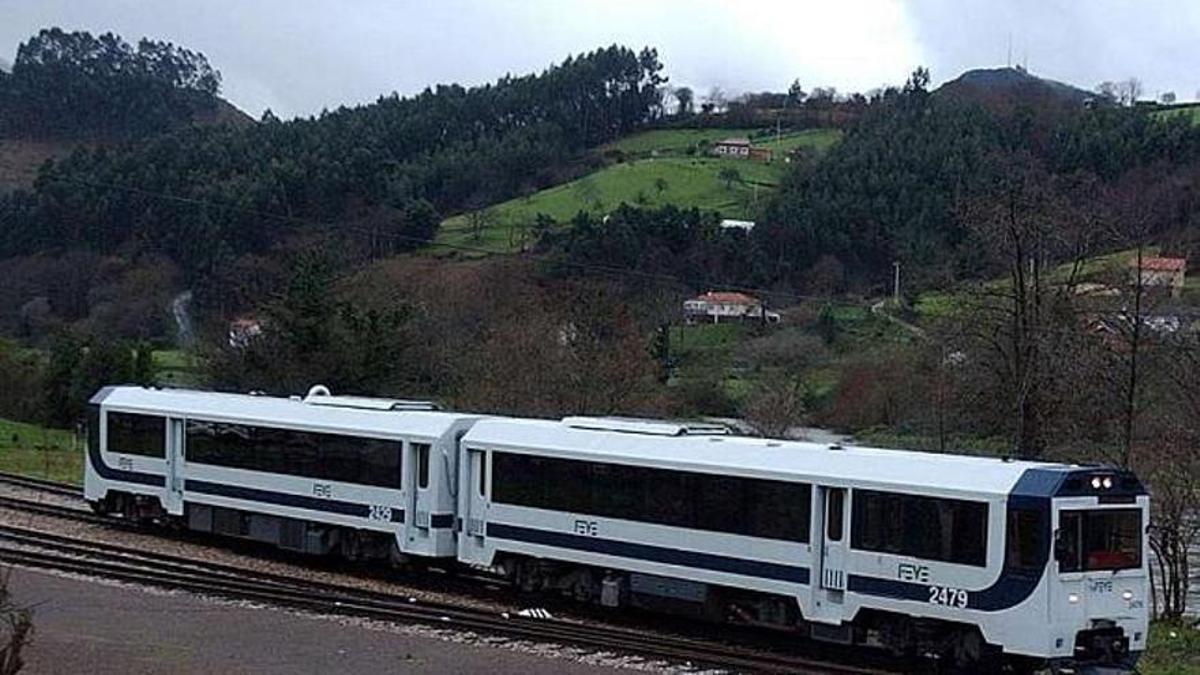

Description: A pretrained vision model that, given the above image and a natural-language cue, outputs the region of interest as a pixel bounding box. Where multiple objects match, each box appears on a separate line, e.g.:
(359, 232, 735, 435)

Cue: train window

(1056, 509, 1141, 573)
(490, 451, 811, 542)
(185, 420, 401, 488)
(851, 489, 988, 567)
(415, 443, 431, 489)
(1005, 508, 1044, 572)
(478, 452, 487, 497)
(826, 488, 845, 542)
(106, 412, 166, 457)
(87, 405, 100, 454)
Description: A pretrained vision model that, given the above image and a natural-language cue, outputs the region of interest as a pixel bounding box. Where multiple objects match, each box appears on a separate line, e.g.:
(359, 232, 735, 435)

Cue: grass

(436, 156, 784, 253)
(0, 418, 81, 485)
(1153, 105, 1200, 126)
(755, 128, 843, 154)
(602, 127, 762, 155)
(435, 127, 842, 256)
(1142, 620, 1200, 675)
(152, 349, 203, 388)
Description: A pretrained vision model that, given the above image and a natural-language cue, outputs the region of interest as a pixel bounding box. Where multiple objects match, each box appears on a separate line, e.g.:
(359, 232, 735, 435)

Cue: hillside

(436, 128, 842, 254)
(935, 66, 1093, 109)
(0, 28, 253, 192)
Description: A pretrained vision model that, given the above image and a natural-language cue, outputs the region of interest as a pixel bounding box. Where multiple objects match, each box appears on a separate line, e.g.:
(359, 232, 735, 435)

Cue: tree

(718, 167, 742, 190)
(1117, 77, 1143, 106)
(673, 86, 694, 116)
(959, 153, 1089, 459)
(703, 86, 726, 114)
(653, 177, 668, 195)
(1161, 91, 1176, 104)
(743, 373, 807, 438)
(787, 79, 806, 106)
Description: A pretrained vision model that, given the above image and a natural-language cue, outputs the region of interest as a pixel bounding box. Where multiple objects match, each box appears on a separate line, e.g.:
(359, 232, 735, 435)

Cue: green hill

(436, 128, 842, 254)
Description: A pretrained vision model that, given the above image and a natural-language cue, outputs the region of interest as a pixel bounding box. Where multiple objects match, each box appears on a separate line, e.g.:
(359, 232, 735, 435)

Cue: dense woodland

(0, 28, 224, 139)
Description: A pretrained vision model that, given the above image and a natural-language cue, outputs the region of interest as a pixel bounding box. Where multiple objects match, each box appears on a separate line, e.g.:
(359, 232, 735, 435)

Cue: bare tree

(1135, 414, 1200, 619)
(743, 372, 807, 439)
(959, 154, 1093, 459)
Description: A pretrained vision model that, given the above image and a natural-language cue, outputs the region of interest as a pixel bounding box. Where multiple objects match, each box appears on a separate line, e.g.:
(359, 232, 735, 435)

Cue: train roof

(463, 417, 1076, 497)
(91, 386, 478, 440)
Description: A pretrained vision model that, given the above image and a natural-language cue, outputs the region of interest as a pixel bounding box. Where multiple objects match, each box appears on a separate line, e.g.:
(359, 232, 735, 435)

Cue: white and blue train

(86, 385, 1149, 673)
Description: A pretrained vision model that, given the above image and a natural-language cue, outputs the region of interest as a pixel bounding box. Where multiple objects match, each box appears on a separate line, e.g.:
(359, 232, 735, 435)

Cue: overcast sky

(1, 0, 1197, 119)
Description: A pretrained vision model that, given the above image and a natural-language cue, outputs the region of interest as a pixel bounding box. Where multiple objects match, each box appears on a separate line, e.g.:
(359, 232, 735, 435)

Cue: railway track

(0, 522, 896, 674)
(0, 471, 82, 499)
(0, 480, 900, 674)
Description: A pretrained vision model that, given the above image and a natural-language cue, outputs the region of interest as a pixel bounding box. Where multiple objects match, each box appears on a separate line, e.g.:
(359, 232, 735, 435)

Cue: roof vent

(562, 416, 731, 437)
(302, 385, 439, 411)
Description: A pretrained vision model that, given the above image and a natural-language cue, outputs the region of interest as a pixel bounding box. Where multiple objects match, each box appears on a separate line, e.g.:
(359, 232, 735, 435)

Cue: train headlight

(1068, 593, 1080, 604)
(1102, 477, 1113, 489)
(1091, 477, 1102, 489)
(1122, 590, 1134, 601)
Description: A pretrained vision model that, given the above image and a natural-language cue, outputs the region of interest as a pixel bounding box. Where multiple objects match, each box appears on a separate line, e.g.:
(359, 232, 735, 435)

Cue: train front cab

(1040, 469, 1149, 674)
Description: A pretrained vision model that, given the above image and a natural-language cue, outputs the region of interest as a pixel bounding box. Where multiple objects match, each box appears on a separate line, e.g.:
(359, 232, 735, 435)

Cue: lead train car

(86, 386, 480, 560)
(457, 416, 1148, 673)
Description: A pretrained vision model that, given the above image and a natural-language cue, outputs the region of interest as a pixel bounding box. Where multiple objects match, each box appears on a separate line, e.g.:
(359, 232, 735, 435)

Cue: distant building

(748, 147, 773, 162)
(719, 219, 755, 232)
(710, 138, 772, 162)
(711, 138, 751, 158)
(1129, 256, 1187, 297)
(228, 317, 263, 349)
(683, 291, 780, 324)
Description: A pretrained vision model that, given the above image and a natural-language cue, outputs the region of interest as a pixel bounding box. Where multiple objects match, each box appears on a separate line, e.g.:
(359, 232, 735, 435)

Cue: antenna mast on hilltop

(1007, 33, 1012, 67)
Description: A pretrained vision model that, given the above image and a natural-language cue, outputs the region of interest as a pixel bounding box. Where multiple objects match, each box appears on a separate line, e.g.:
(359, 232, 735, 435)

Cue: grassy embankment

(434, 128, 842, 255)
(0, 418, 80, 485)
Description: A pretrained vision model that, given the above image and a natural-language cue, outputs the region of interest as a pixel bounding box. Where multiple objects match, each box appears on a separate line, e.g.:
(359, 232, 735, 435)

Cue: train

(84, 384, 1149, 673)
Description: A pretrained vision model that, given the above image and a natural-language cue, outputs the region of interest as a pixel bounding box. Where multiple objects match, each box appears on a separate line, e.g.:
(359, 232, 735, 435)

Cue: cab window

(1057, 509, 1141, 572)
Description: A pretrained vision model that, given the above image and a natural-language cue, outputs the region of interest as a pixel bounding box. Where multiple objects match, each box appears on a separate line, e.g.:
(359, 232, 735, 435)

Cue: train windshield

(1056, 509, 1142, 573)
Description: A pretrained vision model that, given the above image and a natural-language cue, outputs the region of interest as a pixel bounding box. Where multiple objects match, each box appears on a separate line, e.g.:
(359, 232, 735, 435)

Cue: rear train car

(456, 416, 1149, 672)
(86, 386, 479, 561)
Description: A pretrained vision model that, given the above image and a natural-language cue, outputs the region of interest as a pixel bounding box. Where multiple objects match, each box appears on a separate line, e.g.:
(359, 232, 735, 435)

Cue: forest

(0, 28, 224, 139)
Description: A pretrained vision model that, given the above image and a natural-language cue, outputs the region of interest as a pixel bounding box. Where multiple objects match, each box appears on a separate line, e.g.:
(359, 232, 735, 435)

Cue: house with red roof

(683, 291, 780, 324)
(1128, 256, 1187, 297)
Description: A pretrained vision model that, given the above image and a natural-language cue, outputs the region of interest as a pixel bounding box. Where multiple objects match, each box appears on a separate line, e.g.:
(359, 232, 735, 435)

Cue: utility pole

(892, 261, 901, 305)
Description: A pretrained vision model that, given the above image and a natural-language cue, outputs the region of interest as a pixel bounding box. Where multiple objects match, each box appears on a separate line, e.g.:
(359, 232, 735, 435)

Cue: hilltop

(935, 66, 1094, 108)
(0, 29, 253, 192)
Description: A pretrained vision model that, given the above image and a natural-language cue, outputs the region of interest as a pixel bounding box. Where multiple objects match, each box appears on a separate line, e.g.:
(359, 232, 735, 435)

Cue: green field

(436, 128, 842, 255)
(603, 127, 762, 155)
(153, 349, 203, 387)
(0, 418, 81, 485)
(1154, 105, 1200, 125)
(605, 127, 842, 158)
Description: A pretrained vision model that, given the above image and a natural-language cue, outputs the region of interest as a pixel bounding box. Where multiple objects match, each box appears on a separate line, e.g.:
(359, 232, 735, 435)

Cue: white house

(711, 138, 751, 158)
(683, 291, 780, 324)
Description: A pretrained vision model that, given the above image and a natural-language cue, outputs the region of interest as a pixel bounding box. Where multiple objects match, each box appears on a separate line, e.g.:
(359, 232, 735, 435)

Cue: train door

(465, 448, 488, 538)
(163, 418, 185, 515)
(410, 441, 434, 532)
(811, 486, 848, 623)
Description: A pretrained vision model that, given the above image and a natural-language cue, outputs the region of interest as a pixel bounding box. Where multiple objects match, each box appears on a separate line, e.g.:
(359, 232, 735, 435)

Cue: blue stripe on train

(87, 437, 165, 487)
(487, 522, 810, 584)
(185, 479, 406, 523)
